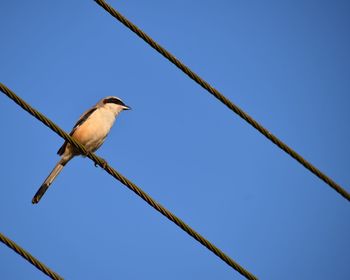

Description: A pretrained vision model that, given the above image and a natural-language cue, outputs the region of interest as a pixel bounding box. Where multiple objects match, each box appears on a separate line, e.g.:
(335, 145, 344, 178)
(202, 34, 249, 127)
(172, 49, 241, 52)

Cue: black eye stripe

(103, 97, 125, 106)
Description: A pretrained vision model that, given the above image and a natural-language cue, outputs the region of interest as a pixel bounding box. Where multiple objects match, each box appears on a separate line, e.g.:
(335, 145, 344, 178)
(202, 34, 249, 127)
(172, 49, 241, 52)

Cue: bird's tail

(32, 160, 66, 204)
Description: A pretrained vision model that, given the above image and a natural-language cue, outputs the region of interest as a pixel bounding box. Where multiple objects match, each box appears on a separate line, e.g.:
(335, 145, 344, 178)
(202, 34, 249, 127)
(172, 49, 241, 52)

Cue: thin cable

(0, 232, 63, 280)
(0, 83, 258, 280)
(93, 0, 349, 202)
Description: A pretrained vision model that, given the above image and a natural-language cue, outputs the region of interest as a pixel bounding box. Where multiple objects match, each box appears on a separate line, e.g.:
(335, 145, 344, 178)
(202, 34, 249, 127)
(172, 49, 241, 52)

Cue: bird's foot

(82, 150, 89, 158)
(95, 158, 108, 169)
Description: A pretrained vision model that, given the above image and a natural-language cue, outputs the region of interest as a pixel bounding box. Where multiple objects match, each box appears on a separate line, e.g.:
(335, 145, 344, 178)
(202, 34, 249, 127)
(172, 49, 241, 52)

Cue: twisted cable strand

(0, 83, 257, 280)
(93, 0, 349, 202)
(0, 232, 63, 280)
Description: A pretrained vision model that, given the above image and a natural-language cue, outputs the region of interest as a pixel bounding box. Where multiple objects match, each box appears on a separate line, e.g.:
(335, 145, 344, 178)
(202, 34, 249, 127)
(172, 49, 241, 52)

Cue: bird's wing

(57, 107, 97, 155)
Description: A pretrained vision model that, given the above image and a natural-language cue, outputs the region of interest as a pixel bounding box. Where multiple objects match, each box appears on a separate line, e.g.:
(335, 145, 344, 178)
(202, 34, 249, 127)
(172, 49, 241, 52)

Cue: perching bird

(32, 96, 130, 204)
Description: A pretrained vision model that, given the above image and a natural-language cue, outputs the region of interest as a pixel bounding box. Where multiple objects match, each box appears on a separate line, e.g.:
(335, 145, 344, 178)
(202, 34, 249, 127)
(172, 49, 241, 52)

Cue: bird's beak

(123, 105, 131, 110)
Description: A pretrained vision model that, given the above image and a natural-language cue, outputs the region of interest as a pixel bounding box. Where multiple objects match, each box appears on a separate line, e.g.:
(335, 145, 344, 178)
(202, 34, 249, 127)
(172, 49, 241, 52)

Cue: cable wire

(0, 83, 258, 280)
(0, 232, 63, 280)
(93, 0, 349, 202)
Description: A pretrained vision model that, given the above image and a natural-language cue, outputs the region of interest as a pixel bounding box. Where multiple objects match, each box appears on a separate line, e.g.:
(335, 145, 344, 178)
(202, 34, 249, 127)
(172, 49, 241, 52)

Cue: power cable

(0, 82, 258, 280)
(0, 231, 63, 280)
(93, 0, 349, 202)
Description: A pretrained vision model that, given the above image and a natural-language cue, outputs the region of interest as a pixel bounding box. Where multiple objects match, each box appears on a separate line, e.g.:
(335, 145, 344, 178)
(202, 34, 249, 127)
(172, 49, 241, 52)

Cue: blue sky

(1, 0, 349, 279)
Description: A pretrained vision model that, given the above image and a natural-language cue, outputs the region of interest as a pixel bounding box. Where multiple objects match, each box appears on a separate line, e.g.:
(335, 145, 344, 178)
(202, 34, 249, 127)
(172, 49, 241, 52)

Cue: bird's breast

(72, 108, 116, 151)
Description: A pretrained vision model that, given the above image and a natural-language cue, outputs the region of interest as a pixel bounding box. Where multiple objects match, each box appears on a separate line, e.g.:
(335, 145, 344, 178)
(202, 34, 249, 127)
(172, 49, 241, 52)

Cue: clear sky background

(1, 0, 349, 279)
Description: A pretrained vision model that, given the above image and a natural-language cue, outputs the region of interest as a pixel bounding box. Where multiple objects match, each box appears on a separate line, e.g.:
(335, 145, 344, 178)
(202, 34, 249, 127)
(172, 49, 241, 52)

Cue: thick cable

(0, 232, 63, 280)
(93, 0, 349, 202)
(0, 83, 257, 279)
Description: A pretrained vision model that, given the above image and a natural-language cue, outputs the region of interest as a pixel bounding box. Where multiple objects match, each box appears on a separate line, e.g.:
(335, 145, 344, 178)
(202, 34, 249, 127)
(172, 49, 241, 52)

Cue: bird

(32, 96, 130, 204)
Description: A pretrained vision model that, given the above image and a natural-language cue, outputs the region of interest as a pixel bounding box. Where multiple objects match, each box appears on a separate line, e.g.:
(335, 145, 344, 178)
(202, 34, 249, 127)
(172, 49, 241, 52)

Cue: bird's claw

(82, 151, 89, 158)
(95, 158, 108, 169)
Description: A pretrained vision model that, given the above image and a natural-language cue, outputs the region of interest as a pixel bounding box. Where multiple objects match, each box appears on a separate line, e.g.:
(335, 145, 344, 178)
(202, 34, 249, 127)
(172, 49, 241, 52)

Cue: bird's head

(101, 96, 131, 115)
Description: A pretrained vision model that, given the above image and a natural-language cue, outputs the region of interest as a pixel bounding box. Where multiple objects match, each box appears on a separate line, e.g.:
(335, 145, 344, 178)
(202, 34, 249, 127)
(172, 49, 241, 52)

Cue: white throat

(104, 103, 124, 117)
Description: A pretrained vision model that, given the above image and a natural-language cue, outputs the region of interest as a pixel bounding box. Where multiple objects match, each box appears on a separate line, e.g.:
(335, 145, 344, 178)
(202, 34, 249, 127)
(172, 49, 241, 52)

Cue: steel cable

(93, 0, 349, 202)
(0, 83, 257, 280)
(0, 232, 63, 280)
